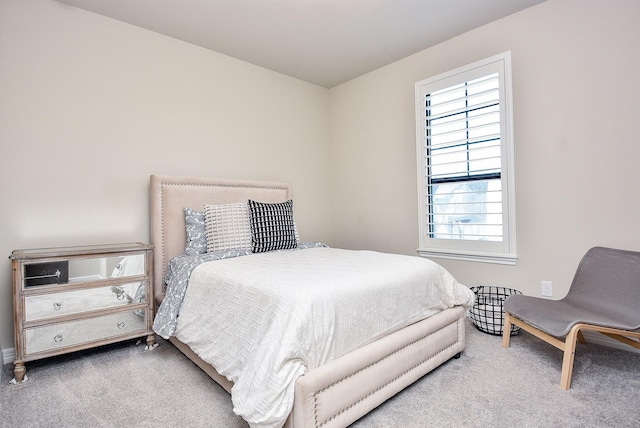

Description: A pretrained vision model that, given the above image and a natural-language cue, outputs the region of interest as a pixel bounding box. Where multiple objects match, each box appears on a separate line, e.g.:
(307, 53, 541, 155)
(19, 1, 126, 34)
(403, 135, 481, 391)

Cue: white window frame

(415, 52, 517, 265)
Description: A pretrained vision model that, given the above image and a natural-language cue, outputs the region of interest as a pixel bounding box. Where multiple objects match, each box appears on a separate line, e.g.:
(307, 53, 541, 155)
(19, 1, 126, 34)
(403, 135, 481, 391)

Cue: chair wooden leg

(577, 330, 587, 344)
(560, 325, 581, 390)
(502, 312, 513, 348)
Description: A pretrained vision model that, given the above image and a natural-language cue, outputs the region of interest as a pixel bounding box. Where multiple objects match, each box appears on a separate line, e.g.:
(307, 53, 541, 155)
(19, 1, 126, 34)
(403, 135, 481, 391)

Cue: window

(415, 52, 516, 264)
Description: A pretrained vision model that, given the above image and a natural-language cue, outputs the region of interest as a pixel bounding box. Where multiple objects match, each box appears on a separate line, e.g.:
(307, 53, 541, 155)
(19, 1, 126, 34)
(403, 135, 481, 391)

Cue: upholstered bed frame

(149, 174, 467, 428)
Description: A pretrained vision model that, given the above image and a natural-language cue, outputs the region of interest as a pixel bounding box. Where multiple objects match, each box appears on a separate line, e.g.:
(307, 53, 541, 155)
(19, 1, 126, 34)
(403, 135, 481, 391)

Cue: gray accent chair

(502, 246, 640, 389)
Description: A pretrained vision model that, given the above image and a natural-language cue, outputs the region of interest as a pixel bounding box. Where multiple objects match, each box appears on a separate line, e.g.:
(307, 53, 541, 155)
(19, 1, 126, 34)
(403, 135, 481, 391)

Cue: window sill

(417, 249, 517, 265)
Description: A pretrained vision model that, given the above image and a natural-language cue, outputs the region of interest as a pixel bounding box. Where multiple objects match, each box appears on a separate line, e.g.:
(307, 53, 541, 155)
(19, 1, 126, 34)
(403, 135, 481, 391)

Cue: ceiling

(57, 0, 546, 88)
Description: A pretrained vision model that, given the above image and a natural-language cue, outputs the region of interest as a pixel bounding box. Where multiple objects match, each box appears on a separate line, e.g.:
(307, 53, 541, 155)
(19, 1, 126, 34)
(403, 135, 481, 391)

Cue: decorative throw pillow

(183, 208, 207, 256)
(248, 199, 298, 253)
(204, 203, 252, 252)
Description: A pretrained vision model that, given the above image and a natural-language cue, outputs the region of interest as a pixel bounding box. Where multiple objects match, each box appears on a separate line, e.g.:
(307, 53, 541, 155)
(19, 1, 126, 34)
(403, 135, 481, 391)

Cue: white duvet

(174, 247, 474, 428)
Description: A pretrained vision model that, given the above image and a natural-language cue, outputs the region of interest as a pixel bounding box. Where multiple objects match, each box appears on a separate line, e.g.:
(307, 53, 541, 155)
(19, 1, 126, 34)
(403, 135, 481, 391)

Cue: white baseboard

(582, 331, 640, 354)
(2, 347, 15, 366)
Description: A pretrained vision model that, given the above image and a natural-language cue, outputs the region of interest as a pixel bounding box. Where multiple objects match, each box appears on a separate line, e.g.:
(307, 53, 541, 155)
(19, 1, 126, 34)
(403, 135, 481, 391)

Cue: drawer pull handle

(53, 302, 62, 310)
(54, 334, 63, 343)
(117, 322, 125, 329)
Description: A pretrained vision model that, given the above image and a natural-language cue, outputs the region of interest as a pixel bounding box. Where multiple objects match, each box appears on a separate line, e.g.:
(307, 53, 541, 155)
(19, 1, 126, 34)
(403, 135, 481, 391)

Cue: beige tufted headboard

(149, 174, 292, 304)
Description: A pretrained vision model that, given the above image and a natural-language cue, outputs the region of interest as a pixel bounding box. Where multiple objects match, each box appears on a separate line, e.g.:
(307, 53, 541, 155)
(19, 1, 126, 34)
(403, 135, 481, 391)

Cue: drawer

(24, 282, 145, 321)
(24, 261, 69, 287)
(24, 309, 147, 355)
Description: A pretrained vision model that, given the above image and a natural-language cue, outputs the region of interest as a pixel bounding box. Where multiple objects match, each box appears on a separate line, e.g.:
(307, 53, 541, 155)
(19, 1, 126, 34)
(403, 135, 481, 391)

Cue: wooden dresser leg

(13, 361, 26, 383)
(145, 334, 157, 350)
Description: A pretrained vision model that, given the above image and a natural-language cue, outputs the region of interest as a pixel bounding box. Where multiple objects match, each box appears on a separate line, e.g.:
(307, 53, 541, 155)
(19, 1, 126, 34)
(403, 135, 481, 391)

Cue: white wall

(329, 0, 640, 296)
(0, 0, 332, 355)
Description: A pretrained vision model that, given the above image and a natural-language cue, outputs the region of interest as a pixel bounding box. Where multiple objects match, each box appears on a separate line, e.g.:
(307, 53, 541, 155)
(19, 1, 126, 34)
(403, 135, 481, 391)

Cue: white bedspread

(174, 247, 474, 428)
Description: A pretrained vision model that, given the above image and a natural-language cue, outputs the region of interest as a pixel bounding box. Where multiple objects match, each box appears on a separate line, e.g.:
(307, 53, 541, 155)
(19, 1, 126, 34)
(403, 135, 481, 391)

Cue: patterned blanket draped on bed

(169, 247, 474, 428)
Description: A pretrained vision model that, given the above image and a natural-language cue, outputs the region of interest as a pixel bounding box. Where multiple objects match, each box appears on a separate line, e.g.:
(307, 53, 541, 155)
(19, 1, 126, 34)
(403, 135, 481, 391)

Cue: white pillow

(204, 203, 252, 253)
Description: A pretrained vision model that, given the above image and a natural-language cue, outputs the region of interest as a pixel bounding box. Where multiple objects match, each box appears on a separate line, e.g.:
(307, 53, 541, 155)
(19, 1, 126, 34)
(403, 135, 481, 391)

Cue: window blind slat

(429, 127, 500, 146)
(427, 143, 501, 160)
(426, 110, 500, 133)
(426, 97, 499, 122)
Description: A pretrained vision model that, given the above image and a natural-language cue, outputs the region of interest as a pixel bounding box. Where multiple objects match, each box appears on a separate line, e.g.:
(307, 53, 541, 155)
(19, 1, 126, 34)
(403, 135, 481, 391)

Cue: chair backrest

(566, 246, 640, 327)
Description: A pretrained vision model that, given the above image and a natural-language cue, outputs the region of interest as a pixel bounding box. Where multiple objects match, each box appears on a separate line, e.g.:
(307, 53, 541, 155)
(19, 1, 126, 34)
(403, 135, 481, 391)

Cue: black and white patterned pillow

(183, 208, 207, 256)
(248, 199, 298, 253)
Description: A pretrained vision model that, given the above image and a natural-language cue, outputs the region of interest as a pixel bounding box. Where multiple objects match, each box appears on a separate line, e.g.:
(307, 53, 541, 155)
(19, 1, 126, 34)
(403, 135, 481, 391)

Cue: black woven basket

(468, 286, 522, 336)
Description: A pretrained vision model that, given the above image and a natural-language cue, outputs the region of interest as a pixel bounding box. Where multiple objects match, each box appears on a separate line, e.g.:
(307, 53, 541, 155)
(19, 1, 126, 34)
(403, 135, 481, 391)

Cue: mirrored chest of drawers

(11, 242, 155, 383)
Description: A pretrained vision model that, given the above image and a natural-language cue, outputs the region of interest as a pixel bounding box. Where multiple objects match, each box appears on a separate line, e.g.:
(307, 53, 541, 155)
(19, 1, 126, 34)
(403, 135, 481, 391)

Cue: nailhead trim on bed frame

(313, 321, 461, 427)
(158, 180, 291, 264)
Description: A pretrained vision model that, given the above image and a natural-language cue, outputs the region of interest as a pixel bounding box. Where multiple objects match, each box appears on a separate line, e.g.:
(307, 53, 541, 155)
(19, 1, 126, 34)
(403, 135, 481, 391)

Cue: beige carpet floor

(1, 319, 639, 427)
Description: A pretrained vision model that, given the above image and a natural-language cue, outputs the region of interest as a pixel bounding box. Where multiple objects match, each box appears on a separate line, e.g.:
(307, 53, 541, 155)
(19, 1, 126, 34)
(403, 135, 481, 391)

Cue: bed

(149, 174, 474, 428)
